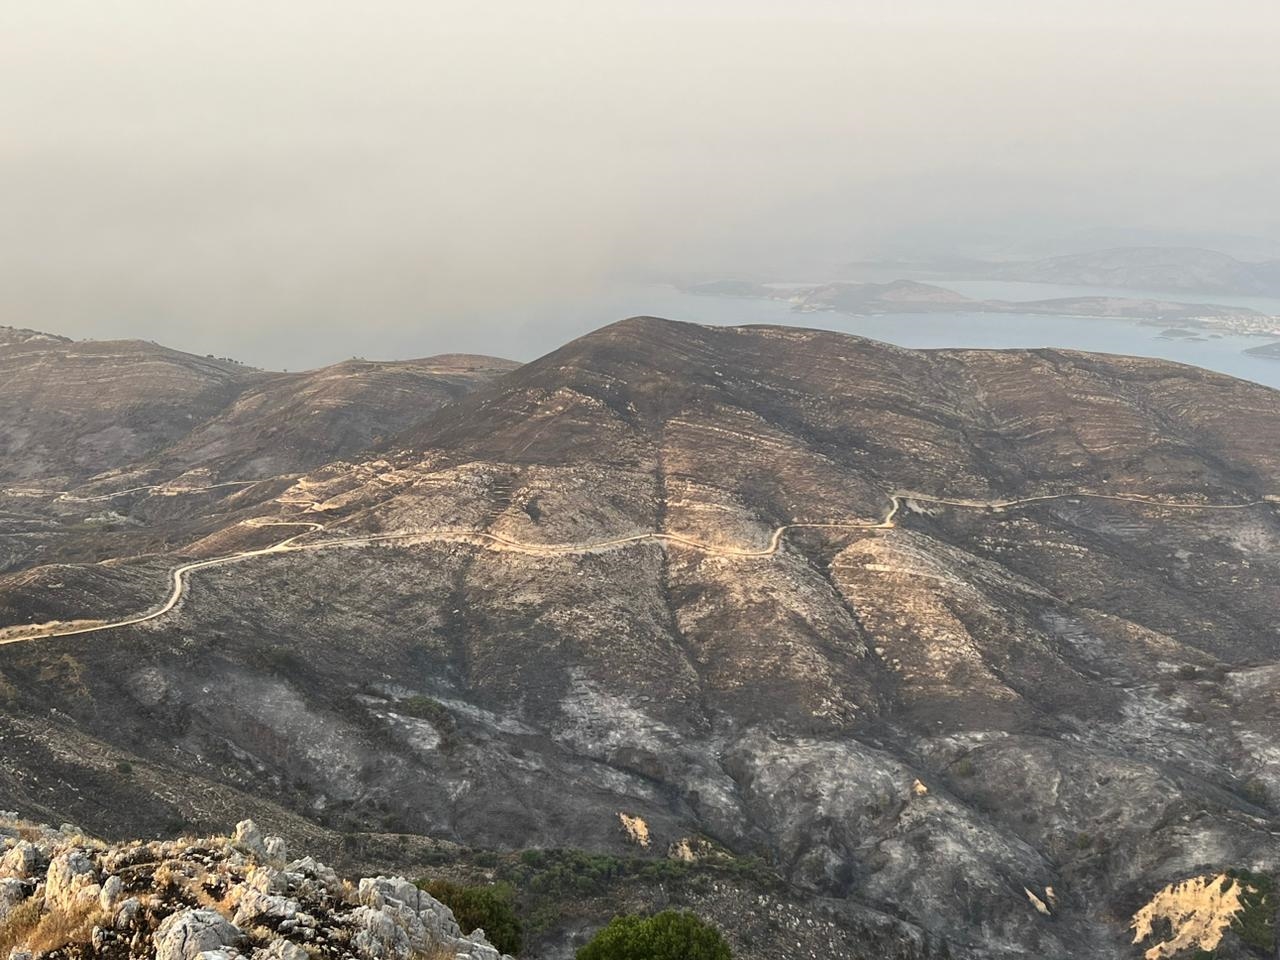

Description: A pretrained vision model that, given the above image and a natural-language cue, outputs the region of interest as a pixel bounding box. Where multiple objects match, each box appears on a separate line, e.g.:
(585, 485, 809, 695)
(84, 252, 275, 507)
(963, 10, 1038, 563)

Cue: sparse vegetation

(398, 695, 455, 734)
(1243, 778, 1269, 807)
(18, 901, 106, 957)
(576, 910, 732, 960)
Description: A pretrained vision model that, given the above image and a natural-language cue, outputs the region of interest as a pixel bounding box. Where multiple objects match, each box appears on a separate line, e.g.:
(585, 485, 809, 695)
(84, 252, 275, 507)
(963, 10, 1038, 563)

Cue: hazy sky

(3, 1, 1279, 367)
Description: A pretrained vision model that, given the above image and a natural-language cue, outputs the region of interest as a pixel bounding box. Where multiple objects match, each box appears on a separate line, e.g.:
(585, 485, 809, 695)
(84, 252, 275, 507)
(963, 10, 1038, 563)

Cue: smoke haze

(3, 1, 1278, 366)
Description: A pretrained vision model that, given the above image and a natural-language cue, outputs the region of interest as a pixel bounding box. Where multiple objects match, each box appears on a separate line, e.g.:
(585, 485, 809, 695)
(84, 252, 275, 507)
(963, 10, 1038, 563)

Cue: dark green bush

(1190, 871, 1277, 958)
(418, 880, 522, 956)
(1227, 869, 1276, 954)
(576, 910, 731, 960)
(1243, 779, 1269, 807)
(487, 847, 778, 939)
(398, 696, 455, 732)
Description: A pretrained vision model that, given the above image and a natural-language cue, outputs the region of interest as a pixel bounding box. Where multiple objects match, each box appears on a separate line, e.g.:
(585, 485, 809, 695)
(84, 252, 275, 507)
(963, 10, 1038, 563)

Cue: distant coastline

(682, 278, 1280, 340)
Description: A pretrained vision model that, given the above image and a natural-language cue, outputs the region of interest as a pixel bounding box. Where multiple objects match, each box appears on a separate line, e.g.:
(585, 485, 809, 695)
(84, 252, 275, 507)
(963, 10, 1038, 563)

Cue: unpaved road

(0, 490, 1271, 646)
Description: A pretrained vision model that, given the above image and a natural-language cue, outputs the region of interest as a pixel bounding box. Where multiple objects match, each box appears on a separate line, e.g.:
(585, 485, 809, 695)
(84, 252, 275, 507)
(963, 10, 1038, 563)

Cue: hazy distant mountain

(993, 228, 1280, 263)
(843, 245, 1280, 298)
(3, 317, 1280, 958)
(992, 246, 1280, 295)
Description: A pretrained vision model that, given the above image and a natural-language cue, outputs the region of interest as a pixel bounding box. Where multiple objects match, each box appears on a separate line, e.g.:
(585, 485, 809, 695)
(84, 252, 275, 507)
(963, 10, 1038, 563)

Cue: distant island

(683, 277, 1280, 338)
(1244, 341, 1280, 359)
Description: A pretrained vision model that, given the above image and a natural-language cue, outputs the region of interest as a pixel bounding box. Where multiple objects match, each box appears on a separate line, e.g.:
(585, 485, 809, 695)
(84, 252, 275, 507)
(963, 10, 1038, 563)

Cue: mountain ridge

(0, 325, 515, 486)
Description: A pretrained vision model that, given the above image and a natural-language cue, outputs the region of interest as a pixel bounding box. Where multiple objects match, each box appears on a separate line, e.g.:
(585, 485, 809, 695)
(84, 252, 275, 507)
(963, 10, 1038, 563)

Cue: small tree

(576, 910, 731, 960)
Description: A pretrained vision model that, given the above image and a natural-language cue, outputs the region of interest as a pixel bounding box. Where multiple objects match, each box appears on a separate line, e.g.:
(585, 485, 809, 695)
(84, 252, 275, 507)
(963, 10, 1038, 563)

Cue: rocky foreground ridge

(0, 815, 511, 960)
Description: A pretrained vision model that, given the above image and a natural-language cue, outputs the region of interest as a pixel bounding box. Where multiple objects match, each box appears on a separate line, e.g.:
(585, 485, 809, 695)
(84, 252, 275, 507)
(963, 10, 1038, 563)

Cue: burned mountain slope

(2, 318, 1279, 959)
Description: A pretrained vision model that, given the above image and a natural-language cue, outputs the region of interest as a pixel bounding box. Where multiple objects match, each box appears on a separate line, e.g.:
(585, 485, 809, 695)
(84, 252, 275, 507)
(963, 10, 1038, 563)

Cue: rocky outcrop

(0, 842, 38, 880)
(154, 909, 244, 960)
(232, 819, 268, 860)
(44, 849, 98, 911)
(0, 816, 514, 960)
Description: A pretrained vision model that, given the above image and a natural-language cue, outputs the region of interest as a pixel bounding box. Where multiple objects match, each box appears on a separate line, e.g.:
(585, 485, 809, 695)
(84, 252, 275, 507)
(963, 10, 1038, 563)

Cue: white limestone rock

(100, 874, 124, 911)
(232, 820, 267, 860)
(154, 909, 244, 960)
(0, 842, 39, 880)
(43, 849, 97, 911)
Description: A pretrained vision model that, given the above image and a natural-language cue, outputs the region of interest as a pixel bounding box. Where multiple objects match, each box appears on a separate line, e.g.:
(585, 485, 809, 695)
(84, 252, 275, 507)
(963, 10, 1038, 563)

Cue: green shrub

(489, 847, 778, 938)
(507, 850, 630, 900)
(576, 910, 731, 960)
(418, 880, 522, 956)
(1226, 869, 1276, 954)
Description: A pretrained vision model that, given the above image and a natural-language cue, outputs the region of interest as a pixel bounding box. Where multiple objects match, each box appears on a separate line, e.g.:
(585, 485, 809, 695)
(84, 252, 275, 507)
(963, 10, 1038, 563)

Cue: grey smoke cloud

(2, 0, 1277, 367)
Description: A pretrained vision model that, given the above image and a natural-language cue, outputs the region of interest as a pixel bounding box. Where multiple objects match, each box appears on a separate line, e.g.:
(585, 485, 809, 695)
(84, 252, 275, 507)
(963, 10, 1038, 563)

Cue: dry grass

(152, 861, 184, 899)
(1, 899, 110, 957)
(153, 860, 237, 919)
(0, 899, 43, 956)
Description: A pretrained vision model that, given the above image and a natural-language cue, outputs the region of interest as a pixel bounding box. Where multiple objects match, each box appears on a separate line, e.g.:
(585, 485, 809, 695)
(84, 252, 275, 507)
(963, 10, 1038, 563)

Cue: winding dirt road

(0, 479, 270, 504)
(55, 480, 266, 504)
(0, 489, 1272, 646)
